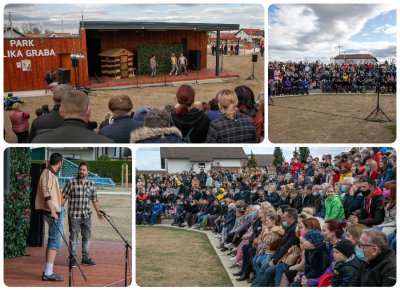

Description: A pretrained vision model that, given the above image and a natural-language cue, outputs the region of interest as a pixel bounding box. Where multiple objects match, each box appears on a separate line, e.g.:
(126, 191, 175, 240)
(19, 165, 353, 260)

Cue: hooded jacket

(130, 126, 184, 143)
(260, 225, 285, 254)
(359, 187, 385, 227)
(331, 255, 360, 287)
(171, 109, 210, 143)
(325, 194, 345, 220)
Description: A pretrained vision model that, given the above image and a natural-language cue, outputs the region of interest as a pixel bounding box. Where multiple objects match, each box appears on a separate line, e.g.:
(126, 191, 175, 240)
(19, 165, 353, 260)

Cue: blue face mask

(341, 185, 347, 193)
(355, 246, 367, 262)
(282, 221, 289, 228)
(319, 190, 323, 196)
(365, 166, 371, 172)
(251, 212, 257, 219)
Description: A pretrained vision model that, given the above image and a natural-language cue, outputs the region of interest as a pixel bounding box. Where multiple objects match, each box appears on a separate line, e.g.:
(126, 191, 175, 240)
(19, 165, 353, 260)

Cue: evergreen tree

(299, 147, 311, 163)
(247, 151, 257, 168)
(273, 147, 285, 166)
(293, 147, 300, 159)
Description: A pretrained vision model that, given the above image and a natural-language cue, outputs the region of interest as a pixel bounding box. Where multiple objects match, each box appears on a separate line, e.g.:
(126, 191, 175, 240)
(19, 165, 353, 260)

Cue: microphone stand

(51, 217, 87, 287)
(102, 213, 132, 286)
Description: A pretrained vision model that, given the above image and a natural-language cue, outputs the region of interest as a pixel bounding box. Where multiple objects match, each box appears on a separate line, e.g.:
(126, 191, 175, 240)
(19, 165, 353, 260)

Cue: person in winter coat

(9, 102, 30, 143)
(170, 84, 210, 143)
(351, 229, 396, 286)
(331, 239, 360, 286)
(325, 185, 345, 220)
(291, 230, 331, 287)
(348, 178, 385, 227)
(130, 108, 184, 143)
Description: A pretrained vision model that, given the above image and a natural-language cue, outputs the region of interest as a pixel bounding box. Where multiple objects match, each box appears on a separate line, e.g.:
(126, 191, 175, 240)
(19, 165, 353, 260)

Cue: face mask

(319, 190, 324, 196)
(382, 189, 390, 198)
(355, 246, 367, 262)
(341, 185, 347, 193)
(251, 212, 257, 219)
(312, 191, 319, 197)
(282, 221, 289, 228)
(370, 150, 374, 156)
(365, 166, 371, 172)
(361, 189, 371, 196)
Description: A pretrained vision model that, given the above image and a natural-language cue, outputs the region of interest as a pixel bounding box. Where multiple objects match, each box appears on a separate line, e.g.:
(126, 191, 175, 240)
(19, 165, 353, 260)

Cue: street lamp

(70, 52, 85, 89)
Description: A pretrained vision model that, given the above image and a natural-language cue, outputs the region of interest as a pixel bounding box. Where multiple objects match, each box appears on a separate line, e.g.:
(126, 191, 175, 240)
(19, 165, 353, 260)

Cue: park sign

(4, 39, 56, 58)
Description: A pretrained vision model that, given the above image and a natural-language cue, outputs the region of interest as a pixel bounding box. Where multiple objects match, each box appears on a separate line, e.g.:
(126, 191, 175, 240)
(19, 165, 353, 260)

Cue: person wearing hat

(99, 94, 139, 143)
(131, 106, 151, 131)
(130, 108, 184, 143)
(170, 84, 210, 143)
(331, 239, 360, 286)
(291, 229, 331, 287)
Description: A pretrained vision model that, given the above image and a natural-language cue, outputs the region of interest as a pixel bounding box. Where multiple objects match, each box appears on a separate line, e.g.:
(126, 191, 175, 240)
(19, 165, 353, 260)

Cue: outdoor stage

(90, 68, 239, 89)
(4, 240, 132, 287)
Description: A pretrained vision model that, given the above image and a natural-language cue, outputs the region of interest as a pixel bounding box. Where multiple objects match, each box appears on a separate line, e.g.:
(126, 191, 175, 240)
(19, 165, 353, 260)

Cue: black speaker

(188, 50, 201, 70)
(58, 68, 71, 84)
(252, 54, 258, 63)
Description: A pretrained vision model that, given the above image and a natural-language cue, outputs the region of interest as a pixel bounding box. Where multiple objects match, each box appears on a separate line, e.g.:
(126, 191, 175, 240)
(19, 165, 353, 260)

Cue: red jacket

(9, 110, 29, 133)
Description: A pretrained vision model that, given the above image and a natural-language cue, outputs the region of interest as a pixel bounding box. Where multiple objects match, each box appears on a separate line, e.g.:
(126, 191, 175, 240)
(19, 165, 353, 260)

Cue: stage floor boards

(4, 240, 132, 287)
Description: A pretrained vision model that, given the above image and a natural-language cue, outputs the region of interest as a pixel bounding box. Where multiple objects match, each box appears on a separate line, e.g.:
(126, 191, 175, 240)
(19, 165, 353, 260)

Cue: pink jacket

(10, 110, 29, 133)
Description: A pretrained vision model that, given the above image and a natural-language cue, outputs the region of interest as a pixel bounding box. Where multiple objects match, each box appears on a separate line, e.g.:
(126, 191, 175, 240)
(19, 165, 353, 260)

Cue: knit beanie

(334, 239, 355, 258)
(304, 230, 324, 247)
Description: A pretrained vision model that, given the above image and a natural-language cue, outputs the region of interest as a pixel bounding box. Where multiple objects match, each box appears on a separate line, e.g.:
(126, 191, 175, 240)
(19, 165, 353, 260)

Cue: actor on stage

(178, 53, 188, 75)
(35, 153, 65, 282)
(169, 53, 179, 76)
(63, 162, 104, 267)
(150, 55, 158, 78)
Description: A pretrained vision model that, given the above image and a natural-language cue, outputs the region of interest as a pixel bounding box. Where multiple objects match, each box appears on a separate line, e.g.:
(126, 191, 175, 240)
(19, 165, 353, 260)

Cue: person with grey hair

(29, 84, 71, 142)
(32, 89, 113, 143)
(130, 108, 184, 143)
(351, 228, 396, 286)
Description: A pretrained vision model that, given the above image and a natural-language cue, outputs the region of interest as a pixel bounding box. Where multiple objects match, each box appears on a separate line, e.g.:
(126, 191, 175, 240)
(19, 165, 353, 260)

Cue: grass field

(136, 226, 233, 287)
(268, 93, 396, 143)
(46, 194, 132, 242)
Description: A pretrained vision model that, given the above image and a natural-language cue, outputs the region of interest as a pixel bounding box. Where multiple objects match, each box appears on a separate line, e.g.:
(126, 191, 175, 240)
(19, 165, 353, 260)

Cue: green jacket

(325, 194, 345, 220)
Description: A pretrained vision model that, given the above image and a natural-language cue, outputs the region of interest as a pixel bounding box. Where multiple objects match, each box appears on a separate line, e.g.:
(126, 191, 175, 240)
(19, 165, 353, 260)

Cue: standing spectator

(9, 102, 29, 143)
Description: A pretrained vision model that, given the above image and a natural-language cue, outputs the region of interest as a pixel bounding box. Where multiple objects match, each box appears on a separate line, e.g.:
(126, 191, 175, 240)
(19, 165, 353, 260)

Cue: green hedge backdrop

(137, 44, 183, 75)
(4, 148, 31, 260)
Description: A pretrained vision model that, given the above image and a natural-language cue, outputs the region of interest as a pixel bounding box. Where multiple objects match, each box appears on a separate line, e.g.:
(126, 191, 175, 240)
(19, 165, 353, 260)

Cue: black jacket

(351, 248, 396, 286)
(359, 194, 385, 227)
(99, 115, 137, 143)
(271, 221, 300, 265)
(171, 109, 210, 143)
(29, 104, 63, 142)
(304, 243, 331, 279)
(331, 255, 360, 287)
(32, 119, 114, 143)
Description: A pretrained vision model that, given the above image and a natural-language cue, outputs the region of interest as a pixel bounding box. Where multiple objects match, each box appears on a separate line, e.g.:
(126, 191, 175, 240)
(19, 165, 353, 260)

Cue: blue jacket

(152, 203, 164, 215)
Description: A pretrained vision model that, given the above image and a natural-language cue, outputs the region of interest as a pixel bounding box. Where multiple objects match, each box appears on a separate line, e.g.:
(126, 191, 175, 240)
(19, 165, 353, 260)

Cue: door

(60, 54, 75, 86)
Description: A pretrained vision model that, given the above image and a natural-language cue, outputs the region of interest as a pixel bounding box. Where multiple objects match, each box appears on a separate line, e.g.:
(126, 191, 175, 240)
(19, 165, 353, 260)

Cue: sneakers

(42, 272, 64, 281)
(81, 258, 96, 266)
(70, 259, 77, 268)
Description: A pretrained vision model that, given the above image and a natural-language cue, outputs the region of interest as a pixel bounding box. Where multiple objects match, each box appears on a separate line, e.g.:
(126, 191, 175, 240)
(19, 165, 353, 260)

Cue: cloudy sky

(4, 4, 264, 34)
(268, 4, 396, 63)
(135, 147, 352, 170)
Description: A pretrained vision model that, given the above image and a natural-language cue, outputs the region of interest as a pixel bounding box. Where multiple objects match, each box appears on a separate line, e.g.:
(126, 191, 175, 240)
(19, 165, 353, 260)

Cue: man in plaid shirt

(63, 162, 104, 267)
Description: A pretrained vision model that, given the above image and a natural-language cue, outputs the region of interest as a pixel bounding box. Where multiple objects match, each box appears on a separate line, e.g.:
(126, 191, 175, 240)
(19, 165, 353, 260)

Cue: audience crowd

(136, 147, 396, 287)
(268, 61, 396, 96)
(6, 83, 263, 143)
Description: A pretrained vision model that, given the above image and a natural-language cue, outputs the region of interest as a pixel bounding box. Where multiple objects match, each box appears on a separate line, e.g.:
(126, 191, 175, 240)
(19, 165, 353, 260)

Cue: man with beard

(63, 162, 104, 267)
(35, 153, 65, 281)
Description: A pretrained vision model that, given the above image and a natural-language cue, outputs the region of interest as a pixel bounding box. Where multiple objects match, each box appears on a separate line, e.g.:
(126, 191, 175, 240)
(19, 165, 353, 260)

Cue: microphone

(99, 210, 109, 217)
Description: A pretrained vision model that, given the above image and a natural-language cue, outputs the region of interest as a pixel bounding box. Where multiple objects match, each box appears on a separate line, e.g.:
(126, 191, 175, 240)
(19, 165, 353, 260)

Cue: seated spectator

(99, 94, 137, 143)
(331, 239, 360, 286)
(205, 89, 257, 143)
(32, 89, 114, 143)
(170, 84, 210, 143)
(324, 185, 345, 220)
(351, 229, 396, 286)
(132, 106, 151, 130)
(9, 102, 30, 143)
(4, 93, 22, 110)
(130, 108, 184, 143)
(150, 199, 164, 225)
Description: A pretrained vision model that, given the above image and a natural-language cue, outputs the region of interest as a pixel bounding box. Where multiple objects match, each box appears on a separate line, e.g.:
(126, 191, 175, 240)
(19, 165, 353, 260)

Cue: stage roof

(80, 21, 239, 31)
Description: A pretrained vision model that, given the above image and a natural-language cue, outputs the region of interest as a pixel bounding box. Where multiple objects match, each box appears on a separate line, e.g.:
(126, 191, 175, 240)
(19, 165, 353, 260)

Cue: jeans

(151, 212, 161, 224)
(69, 216, 92, 260)
(151, 68, 157, 77)
(253, 253, 271, 274)
(252, 264, 276, 287)
(275, 262, 290, 287)
(44, 207, 65, 251)
(170, 64, 178, 75)
(388, 231, 396, 253)
(142, 213, 151, 224)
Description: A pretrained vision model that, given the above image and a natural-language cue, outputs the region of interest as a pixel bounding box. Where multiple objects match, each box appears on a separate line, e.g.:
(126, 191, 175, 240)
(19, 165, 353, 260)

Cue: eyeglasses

(358, 243, 377, 250)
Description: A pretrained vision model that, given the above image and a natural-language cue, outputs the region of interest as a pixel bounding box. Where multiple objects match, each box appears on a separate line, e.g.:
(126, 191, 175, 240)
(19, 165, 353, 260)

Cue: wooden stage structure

(4, 240, 132, 287)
